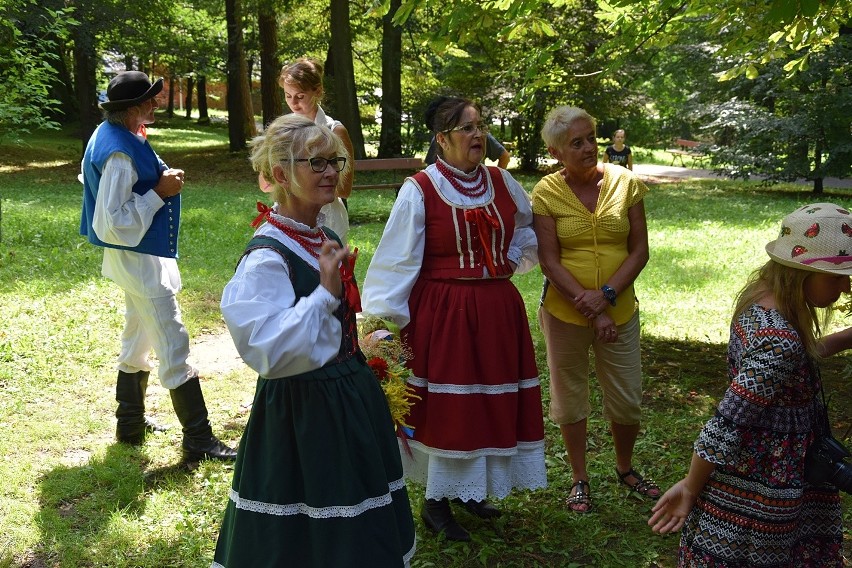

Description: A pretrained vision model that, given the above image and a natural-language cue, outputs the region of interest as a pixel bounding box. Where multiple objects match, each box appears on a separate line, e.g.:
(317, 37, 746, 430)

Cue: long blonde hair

(732, 260, 832, 357)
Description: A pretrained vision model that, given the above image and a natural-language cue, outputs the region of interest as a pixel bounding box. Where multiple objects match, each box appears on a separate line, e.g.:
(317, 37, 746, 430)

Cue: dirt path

(632, 163, 852, 189)
(188, 329, 247, 376)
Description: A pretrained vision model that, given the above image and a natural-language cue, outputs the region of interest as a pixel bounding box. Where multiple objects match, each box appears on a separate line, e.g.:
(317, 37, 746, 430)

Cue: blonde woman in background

(602, 129, 633, 170)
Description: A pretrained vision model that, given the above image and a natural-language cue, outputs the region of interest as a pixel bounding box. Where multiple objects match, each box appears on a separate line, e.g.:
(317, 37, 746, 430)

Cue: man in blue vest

(80, 71, 236, 462)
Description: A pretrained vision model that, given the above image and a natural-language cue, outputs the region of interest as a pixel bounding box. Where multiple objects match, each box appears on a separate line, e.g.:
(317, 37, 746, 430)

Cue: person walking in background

(213, 114, 415, 567)
(80, 71, 236, 462)
(649, 203, 850, 567)
(278, 57, 355, 242)
(424, 96, 511, 169)
(602, 128, 633, 170)
(532, 106, 655, 514)
(363, 96, 546, 542)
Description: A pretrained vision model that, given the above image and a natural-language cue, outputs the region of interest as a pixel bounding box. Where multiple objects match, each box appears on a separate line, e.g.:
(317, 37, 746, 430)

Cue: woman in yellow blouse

(532, 106, 656, 513)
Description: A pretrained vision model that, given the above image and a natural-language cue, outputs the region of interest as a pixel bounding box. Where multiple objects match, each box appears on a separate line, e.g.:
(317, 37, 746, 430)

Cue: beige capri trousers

(538, 308, 643, 425)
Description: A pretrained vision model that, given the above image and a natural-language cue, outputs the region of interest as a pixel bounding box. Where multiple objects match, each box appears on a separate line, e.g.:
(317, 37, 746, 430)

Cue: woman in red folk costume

(363, 97, 546, 541)
(213, 114, 415, 567)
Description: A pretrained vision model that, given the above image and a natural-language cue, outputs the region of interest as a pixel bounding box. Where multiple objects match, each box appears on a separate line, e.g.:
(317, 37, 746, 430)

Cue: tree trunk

(242, 57, 256, 138)
(328, 0, 365, 158)
(197, 76, 210, 124)
(46, 34, 76, 123)
(167, 76, 176, 118)
(517, 92, 547, 171)
(377, 0, 403, 157)
(258, 5, 282, 128)
(184, 75, 195, 119)
(72, 22, 99, 149)
(225, 0, 247, 151)
(812, 136, 824, 195)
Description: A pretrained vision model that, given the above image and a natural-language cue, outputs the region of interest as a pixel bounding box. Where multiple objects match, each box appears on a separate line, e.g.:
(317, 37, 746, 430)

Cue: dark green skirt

(212, 356, 416, 567)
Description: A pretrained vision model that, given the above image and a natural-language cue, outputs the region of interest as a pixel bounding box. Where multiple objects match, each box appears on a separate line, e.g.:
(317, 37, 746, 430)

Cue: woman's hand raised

(318, 240, 349, 298)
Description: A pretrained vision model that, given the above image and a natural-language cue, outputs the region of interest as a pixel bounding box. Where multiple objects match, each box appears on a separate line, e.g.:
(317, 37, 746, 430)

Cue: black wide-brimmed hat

(100, 71, 164, 111)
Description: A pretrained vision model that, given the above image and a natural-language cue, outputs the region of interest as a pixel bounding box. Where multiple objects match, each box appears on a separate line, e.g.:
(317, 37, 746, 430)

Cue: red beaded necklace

(264, 213, 328, 259)
(264, 210, 363, 313)
(436, 159, 488, 198)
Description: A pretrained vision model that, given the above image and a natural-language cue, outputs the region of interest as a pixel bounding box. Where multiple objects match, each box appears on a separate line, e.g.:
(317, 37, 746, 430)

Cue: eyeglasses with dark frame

(293, 157, 347, 172)
(443, 122, 489, 135)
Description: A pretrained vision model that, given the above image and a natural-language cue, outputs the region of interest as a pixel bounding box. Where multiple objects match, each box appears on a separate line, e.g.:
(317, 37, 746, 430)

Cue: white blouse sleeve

(361, 180, 426, 329)
(92, 153, 164, 247)
(220, 247, 342, 378)
(502, 170, 538, 274)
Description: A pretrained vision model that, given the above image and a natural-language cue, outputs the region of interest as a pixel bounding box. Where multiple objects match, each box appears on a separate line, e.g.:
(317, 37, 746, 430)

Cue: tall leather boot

(137, 371, 168, 434)
(115, 370, 146, 445)
(169, 375, 237, 462)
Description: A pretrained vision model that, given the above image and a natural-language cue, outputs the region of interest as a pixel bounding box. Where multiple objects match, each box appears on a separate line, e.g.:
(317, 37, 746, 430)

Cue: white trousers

(117, 291, 193, 389)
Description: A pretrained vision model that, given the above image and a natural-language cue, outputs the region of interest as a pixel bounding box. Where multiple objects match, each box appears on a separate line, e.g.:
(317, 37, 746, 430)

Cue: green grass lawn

(1, 118, 849, 567)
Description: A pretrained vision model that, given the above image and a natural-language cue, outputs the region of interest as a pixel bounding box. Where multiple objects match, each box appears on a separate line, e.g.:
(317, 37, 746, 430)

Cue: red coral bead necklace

(436, 159, 488, 198)
(264, 213, 328, 259)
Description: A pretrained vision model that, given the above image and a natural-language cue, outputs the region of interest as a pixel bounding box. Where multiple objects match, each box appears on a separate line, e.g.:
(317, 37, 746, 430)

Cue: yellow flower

(358, 317, 419, 431)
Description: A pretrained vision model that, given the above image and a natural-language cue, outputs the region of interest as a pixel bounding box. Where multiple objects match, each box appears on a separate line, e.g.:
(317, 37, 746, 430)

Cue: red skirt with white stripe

(401, 277, 544, 454)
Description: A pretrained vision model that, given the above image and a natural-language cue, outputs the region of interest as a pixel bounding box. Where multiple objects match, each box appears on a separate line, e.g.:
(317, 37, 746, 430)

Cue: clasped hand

(574, 289, 608, 320)
(592, 312, 618, 343)
(155, 168, 186, 199)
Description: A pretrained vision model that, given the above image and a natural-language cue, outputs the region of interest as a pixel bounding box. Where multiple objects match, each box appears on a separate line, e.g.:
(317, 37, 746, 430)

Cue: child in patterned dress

(649, 203, 851, 567)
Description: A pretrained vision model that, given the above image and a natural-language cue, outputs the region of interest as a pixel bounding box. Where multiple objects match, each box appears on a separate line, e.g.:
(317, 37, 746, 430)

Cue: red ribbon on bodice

(339, 247, 362, 313)
(251, 201, 272, 228)
(464, 207, 501, 277)
(250, 201, 362, 311)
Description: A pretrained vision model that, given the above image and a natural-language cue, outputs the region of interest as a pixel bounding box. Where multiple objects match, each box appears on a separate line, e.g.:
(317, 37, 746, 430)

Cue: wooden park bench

(353, 157, 424, 191)
(666, 139, 709, 167)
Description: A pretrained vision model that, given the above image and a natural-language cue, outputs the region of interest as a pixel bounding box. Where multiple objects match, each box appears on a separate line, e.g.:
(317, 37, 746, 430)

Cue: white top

(362, 163, 538, 329)
(85, 140, 181, 298)
(220, 213, 343, 378)
(315, 105, 342, 130)
(314, 105, 349, 242)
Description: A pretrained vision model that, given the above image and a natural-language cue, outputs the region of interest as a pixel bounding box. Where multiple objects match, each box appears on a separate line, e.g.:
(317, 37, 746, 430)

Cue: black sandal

(566, 480, 592, 513)
(616, 468, 660, 500)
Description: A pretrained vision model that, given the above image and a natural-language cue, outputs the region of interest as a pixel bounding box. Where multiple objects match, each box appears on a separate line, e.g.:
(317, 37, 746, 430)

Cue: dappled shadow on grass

(480, 334, 852, 568)
(637, 334, 852, 564)
(34, 443, 211, 566)
(0, 136, 249, 189)
(642, 336, 728, 408)
(159, 148, 252, 186)
(0, 136, 81, 175)
(640, 334, 852, 436)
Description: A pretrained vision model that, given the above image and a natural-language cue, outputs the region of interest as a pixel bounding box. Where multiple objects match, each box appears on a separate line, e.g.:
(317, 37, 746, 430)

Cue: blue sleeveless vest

(80, 121, 180, 258)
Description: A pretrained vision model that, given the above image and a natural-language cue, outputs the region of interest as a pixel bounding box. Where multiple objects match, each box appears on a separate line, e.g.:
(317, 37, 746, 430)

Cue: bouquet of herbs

(358, 315, 420, 432)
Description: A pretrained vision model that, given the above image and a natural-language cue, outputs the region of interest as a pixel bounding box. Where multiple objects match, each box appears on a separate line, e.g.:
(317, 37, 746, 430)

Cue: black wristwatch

(601, 285, 617, 306)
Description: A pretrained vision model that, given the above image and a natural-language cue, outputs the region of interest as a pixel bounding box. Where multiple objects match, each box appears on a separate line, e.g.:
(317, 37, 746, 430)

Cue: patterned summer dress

(678, 304, 843, 567)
